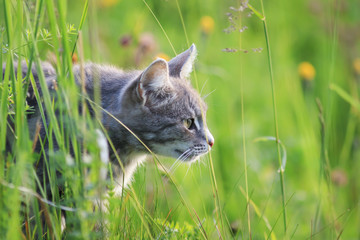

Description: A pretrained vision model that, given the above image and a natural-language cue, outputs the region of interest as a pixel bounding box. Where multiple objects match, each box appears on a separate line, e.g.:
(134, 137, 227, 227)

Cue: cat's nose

(206, 130, 214, 148)
(208, 138, 214, 148)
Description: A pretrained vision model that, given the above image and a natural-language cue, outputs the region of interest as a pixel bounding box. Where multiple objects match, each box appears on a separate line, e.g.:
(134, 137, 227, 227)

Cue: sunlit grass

(1, 0, 360, 239)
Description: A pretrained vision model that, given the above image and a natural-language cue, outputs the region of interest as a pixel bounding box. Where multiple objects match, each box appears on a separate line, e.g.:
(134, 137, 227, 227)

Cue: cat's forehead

(170, 77, 207, 116)
(146, 76, 207, 119)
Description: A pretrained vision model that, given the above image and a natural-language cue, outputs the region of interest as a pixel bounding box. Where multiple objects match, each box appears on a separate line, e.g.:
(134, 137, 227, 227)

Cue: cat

(5, 44, 214, 196)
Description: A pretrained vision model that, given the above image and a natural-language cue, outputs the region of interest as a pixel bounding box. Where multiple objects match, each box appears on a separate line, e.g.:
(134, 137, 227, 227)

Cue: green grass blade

(71, 0, 89, 56)
(142, 0, 177, 55)
(329, 83, 360, 111)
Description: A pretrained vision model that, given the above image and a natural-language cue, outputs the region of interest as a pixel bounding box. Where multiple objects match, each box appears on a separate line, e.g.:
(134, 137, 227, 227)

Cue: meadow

(1, 0, 360, 239)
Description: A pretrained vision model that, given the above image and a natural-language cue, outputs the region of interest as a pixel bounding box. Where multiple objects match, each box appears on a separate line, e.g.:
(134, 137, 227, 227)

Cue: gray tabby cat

(78, 44, 214, 193)
(8, 44, 214, 194)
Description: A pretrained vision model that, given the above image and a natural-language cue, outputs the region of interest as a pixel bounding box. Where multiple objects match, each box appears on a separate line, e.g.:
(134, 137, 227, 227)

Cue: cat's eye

(183, 118, 195, 129)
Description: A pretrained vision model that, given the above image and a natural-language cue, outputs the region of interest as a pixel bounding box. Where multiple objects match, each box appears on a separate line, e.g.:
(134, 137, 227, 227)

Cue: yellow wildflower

(200, 16, 215, 35)
(155, 53, 170, 61)
(353, 58, 360, 75)
(298, 61, 315, 81)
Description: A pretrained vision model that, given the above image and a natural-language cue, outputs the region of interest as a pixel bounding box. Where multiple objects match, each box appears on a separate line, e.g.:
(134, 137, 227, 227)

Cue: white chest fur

(113, 154, 147, 196)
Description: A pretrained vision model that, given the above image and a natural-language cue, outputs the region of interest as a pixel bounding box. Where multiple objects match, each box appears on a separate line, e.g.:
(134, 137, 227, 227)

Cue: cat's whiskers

(180, 149, 194, 161)
(172, 149, 190, 165)
(171, 148, 196, 173)
(200, 155, 207, 166)
(181, 149, 194, 162)
(170, 159, 181, 173)
(198, 160, 202, 177)
(184, 163, 192, 178)
(171, 161, 183, 174)
(202, 89, 216, 100)
(200, 79, 209, 96)
(170, 159, 181, 172)
(170, 149, 191, 172)
(200, 78, 217, 100)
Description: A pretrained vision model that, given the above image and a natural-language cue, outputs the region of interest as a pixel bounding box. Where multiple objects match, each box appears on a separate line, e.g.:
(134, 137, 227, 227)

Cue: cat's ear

(168, 44, 197, 79)
(137, 58, 170, 102)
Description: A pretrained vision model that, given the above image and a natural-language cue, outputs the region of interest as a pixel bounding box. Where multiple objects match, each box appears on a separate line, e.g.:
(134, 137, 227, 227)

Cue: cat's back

(73, 63, 141, 97)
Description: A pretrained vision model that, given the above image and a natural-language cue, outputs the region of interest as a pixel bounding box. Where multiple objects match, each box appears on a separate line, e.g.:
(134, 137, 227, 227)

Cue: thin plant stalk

(248, 1, 287, 233)
(262, 14, 287, 235)
(238, 6, 251, 238)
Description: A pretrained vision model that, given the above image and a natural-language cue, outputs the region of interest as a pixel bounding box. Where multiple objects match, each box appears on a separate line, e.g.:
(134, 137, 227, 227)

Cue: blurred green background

(1, 0, 360, 239)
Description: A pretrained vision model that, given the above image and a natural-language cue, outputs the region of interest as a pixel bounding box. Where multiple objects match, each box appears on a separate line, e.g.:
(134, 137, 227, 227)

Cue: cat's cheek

(151, 142, 191, 159)
(149, 143, 176, 158)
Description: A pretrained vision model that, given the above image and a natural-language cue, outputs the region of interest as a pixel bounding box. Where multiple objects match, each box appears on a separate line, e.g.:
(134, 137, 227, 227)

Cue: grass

(1, 0, 360, 239)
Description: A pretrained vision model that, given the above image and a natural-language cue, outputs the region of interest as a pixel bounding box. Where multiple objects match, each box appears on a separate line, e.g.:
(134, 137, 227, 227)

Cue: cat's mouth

(175, 145, 210, 162)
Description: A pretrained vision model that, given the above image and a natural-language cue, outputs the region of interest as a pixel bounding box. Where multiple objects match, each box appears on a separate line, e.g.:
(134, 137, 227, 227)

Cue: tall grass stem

(255, 0, 288, 233)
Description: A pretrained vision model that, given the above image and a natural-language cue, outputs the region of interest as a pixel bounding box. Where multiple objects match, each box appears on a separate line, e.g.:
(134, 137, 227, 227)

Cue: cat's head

(122, 44, 214, 162)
